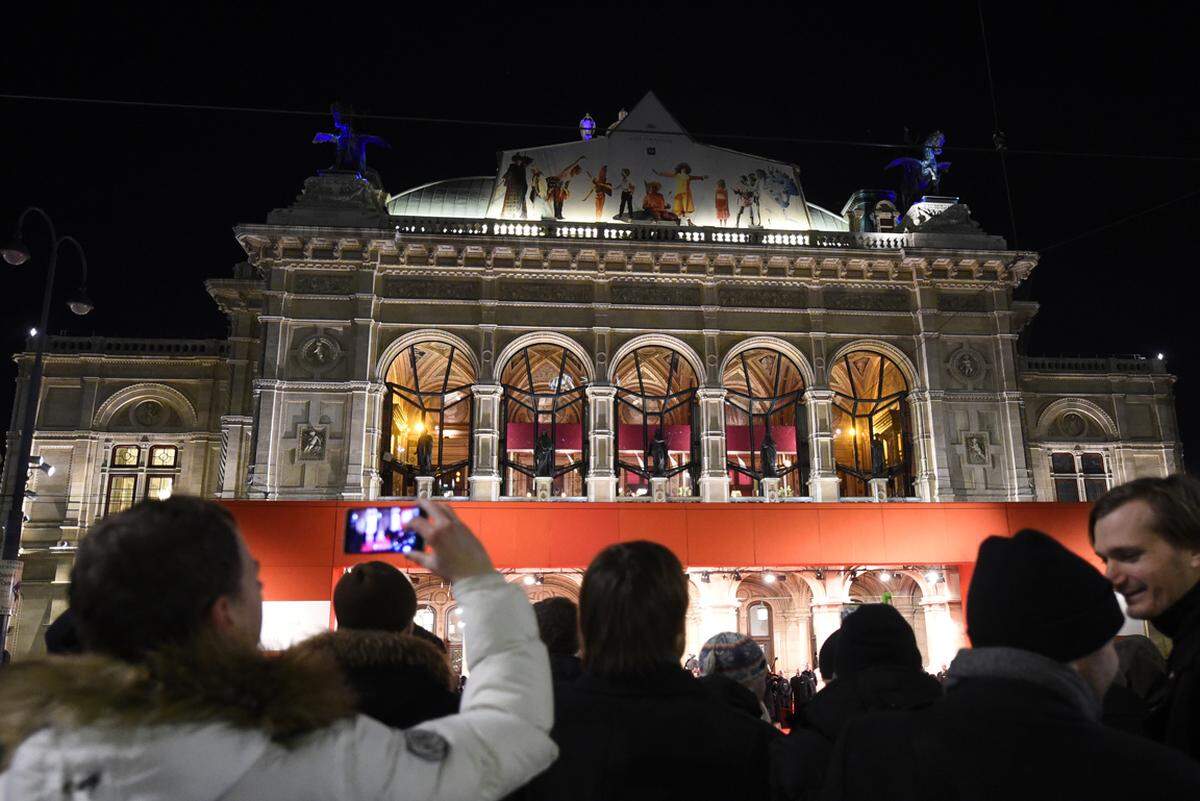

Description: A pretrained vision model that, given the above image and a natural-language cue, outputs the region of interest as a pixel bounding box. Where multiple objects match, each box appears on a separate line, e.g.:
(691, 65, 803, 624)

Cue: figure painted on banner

(528, 167, 548, 218)
(734, 174, 759, 227)
(582, 166, 614, 221)
(641, 181, 680, 223)
(544, 157, 585, 220)
(754, 167, 802, 212)
(714, 179, 730, 226)
(649, 429, 669, 477)
(416, 432, 435, 476)
(654, 163, 708, 223)
(534, 431, 555, 477)
(615, 168, 636, 219)
(760, 430, 778, 478)
(497, 153, 533, 219)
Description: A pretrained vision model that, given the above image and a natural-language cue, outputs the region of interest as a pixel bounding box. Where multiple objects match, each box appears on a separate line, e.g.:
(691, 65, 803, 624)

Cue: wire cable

(978, 0, 1020, 247)
(3, 92, 1200, 163)
(1034, 187, 1200, 253)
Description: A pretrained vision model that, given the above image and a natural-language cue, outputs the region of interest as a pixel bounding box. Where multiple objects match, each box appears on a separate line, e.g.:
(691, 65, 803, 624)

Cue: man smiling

(1092, 475, 1200, 760)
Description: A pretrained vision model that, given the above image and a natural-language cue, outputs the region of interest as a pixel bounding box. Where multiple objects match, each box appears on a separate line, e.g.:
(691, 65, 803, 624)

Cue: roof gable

(609, 91, 690, 138)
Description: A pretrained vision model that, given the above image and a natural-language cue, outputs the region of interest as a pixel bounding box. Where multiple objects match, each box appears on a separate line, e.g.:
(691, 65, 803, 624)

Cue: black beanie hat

(836, 604, 922, 677)
(334, 561, 418, 633)
(818, 629, 841, 680)
(968, 529, 1123, 662)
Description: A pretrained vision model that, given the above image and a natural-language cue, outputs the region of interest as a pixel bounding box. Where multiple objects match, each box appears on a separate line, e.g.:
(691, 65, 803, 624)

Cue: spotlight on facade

(701, 572, 711, 583)
(763, 572, 776, 584)
(878, 571, 891, 582)
(924, 570, 941, 584)
(732, 571, 743, 582)
(579, 113, 596, 141)
(523, 574, 536, 586)
(28, 327, 38, 338)
(1157, 352, 1165, 360)
(814, 569, 824, 580)
(535, 574, 544, 585)
(1, 238, 31, 265)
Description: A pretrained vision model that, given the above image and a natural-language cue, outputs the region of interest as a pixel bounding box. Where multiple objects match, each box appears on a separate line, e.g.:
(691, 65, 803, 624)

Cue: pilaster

(585, 385, 617, 501)
(803, 388, 839, 501)
(468, 384, 502, 501)
(696, 387, 729, 502)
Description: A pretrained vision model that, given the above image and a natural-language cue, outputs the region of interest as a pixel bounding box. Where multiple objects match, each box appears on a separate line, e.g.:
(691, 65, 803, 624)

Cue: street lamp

(1, 208, 93, 652)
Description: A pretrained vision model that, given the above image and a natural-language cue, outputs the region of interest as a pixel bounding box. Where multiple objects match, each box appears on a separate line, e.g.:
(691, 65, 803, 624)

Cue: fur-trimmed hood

(0, 636, 357, 798)
(292, 628, 454, 691)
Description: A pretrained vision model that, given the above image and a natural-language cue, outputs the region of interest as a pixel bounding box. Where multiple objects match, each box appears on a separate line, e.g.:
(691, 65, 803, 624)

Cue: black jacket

(1152, 578, 1200, 760)
(822, 647, 1200, 800)
(772, 665, 941, 801)
(519, 664, 779, 801)
(293, 629, 460, 730)
(699, 672, 767, 721)
(548, 652, 583, 684)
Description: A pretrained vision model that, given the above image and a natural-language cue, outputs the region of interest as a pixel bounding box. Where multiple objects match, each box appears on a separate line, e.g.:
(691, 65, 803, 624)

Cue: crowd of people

(2, 475, 1200, 798)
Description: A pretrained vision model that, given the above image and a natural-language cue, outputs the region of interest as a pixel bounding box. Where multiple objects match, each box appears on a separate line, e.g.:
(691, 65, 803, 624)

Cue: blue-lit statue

(885, 131, 951, 211)
(313, 104, 389, 174)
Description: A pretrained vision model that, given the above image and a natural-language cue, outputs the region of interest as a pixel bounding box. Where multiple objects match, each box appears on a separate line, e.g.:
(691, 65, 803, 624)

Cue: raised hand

(404, 500, 495, 583)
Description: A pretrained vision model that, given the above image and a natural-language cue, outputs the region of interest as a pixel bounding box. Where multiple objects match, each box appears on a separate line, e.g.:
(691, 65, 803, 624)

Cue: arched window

(723, 348, 808, 498)
(746, 601, 774, 664)
(413, 604, 436, 636)
(613, 346, 699, 498)
(499, 344, 589, 497)
(383, 341, 475, 497)
(830, 351, 913, 497)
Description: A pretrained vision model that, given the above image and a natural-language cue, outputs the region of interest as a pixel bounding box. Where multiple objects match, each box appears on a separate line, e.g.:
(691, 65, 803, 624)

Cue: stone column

(585, 385, 617, 501)
(908, 388, 947, 502)
(810, 600, 844, 658)
(780, 610, 812, 674)
(468, 384, 502, 501)
(804, 389, 840, 501)
(696, 388, 730, 502)
(693, 574, 740, 644)
(920, 598, 958, 672)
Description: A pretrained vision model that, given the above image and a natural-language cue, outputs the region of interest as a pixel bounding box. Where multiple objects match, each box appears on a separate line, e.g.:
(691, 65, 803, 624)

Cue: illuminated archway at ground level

(225, 500, 1110, 670)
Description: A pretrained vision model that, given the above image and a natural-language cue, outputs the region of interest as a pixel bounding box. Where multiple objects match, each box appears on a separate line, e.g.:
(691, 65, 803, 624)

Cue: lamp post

(0, 208, 93, 653)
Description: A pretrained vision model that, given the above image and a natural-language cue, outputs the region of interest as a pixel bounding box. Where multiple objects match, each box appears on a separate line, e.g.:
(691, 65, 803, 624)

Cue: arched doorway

(848, 570, 929, 667)
(613, 345, 700, 498)
(499, 343, 589, 497)
(723, 347, 808, 498)
(382, 341, 474, 496)
(829, 351, 913, 497)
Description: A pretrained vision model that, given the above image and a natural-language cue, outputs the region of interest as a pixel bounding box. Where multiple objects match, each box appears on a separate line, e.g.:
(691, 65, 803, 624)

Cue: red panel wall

(221, 500, 1096, 602)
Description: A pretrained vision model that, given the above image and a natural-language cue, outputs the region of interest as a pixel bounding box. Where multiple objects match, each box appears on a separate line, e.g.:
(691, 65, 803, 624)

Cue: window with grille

(112, 446, 139, 467)
(1050, 451, 1111, 502)
(106, 475, 138, 515)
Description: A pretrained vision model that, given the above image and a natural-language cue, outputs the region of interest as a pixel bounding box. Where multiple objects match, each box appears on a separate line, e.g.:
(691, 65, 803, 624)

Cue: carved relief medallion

(946, 345, 990, 388)
(298, 425, 327, 461)
(133, 400, 164, 428)
(299, 334, 343, 374)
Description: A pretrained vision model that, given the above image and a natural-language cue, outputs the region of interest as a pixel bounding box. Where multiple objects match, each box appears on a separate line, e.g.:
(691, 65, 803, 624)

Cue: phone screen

(344, 506, 425, 554)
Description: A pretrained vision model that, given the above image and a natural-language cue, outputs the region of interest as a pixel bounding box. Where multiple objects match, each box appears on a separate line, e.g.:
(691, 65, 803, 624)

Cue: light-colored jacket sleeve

(226, 571, 557, 801)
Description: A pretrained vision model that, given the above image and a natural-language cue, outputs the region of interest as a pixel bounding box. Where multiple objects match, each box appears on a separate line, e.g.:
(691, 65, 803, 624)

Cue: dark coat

(292, 629, 459, 730)
(1152, 578, 1200, 760)
(699, 672, 767, 721)
(773, 666, 941, 801)
(822, 651, 1200, 800)
(519, 665, 779, 801)
(548, 652, 583, 684)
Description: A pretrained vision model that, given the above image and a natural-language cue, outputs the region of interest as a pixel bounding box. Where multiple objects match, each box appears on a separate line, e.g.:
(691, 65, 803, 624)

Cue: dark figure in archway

(870, 436, 887, 478)
(649, 429, 669, 477)
(416, 432, 435, 476)
(761, 431, 778, 478)
(534, 431, 555, 477)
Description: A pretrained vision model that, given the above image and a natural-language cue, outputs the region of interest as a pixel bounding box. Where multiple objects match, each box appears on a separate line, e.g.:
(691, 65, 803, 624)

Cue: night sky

(2, 4, 1197, 470)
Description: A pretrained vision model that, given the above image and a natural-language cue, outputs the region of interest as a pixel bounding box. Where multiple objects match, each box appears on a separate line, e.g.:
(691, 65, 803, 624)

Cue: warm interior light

(523, 574, 536, 586)
(413, 421, 425, 435)
(763, 573, 777, 584)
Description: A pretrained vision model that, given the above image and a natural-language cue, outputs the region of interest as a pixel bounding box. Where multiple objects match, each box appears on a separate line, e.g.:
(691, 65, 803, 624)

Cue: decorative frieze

(824, 288, 910, 312)
(294, 272, 355, 295)
(383, 277, 481, 301)
(937, 293, 989, 312)
(717, 284, 808, 309)
(610, 282, 702, 306)
(498, 281, 593, 304)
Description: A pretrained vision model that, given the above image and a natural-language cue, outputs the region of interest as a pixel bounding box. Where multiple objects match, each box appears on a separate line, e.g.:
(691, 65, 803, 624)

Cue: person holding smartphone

(0, 496, 557, 801)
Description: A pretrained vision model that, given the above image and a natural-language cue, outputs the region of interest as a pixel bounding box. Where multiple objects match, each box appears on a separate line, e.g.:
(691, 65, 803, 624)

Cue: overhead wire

(2, 92, 1199, 163)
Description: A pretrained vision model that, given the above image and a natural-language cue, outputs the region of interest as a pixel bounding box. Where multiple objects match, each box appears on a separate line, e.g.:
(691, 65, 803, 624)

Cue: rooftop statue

(885, 131, 951, 212)
(312, 103, 389, 174)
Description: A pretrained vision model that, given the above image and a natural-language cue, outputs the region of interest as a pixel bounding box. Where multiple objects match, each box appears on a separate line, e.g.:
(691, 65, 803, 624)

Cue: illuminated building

(3, 94, 1180, 667)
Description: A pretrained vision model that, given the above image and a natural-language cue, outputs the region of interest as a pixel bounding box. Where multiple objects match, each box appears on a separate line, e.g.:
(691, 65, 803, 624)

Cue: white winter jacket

(0, 572, 557, 800)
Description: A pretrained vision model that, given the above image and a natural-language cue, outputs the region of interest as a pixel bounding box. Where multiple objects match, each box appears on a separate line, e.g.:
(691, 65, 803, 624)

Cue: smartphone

(345, 506, 426, 554)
